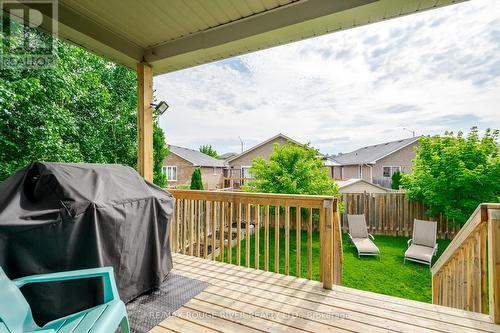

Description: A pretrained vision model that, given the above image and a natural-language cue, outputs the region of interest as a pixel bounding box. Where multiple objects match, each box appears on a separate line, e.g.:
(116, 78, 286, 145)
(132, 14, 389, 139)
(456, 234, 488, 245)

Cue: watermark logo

(1, 0, 58, 69)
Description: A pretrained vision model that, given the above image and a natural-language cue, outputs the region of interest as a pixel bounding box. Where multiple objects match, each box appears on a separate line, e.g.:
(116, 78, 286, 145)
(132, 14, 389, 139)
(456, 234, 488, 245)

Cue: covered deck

(9, 1, 500, 331)
(151, 253, 498, 333)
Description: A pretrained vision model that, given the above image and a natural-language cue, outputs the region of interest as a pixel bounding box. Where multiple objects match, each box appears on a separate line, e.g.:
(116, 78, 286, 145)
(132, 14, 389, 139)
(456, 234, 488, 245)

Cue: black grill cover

(0, 162, 174, 325)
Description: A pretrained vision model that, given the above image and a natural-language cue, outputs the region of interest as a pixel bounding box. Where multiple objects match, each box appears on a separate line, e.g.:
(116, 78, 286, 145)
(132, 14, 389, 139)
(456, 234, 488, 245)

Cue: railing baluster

(322, 199, 334, 289)
(255, 205, 260, 270)
(489, 208, 500, 324)
(467, 238, 473, 310)
(285, 205, 290, 275)
(211, 201, 216, 260)
(274, 205, 280, 274)
(264, 204, 269, 272)
(308, 208, 312, 280)
(204, 201, 208, 259)
(228, 201, 233, 265)
(246, 203, 251, 267)
(237, 202, 241, 266)
(219, 201, 224, 263)
(480, 222, 488, 314)
(181, 199, 186, 255)
(189, 200, 194, 256)
(296, 206, 301, 278)
(333, 202, 343, 285)
(196, 200, 201, 257)
(319, 205, 324, 282)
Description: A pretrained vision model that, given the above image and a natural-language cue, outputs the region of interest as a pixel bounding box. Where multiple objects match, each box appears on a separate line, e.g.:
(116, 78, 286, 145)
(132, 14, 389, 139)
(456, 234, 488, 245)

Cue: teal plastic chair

(0, 266, 129, 333)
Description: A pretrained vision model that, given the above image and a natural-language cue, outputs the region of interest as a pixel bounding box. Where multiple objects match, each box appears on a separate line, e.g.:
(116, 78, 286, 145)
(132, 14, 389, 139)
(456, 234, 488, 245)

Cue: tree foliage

(190, 168, 204, 190)
(199, 144, 218, 159)
(245, 142, 339, 196)
(402, 127, 500, 225)
(0, 19, 168, 185)
(391, 171, 403, 190)
(153, 118, 169, 187)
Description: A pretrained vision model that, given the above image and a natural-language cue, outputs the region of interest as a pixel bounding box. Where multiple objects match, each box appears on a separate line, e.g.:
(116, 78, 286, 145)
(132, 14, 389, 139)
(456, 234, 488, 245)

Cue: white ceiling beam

(145, 0, 377, 63)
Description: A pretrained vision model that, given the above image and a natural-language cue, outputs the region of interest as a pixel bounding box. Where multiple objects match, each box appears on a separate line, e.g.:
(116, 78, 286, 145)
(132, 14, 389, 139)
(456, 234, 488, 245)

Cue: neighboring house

(331, 137, 420, 188)
(219, 152, 238, 160)
(336, 179, 389, 194)
(163, 145, 225, 189)
(224, 133, 305, 188)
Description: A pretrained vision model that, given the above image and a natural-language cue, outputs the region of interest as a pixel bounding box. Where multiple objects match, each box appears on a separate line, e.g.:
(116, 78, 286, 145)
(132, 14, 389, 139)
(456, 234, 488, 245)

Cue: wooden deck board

(150, 254, 500, 333)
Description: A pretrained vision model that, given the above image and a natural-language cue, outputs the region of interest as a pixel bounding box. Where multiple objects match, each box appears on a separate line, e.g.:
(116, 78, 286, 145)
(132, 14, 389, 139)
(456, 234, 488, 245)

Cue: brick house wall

(163, 153, 224, 189)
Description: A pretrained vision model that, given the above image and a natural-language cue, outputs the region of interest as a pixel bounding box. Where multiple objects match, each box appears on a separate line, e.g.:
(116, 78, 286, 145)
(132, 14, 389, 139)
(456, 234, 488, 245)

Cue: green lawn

(218, 228, 450, 303)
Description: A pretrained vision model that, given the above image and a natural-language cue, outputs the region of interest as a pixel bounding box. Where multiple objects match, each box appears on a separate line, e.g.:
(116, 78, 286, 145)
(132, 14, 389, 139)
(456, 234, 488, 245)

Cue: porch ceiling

(18, 0, 466, 75)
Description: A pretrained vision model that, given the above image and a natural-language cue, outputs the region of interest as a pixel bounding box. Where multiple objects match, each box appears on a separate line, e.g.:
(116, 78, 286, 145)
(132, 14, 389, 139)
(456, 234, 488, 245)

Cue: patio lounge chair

(404, 219, 438, 267)
(0, 266, 129, 333)
(347, 214, 380, 258)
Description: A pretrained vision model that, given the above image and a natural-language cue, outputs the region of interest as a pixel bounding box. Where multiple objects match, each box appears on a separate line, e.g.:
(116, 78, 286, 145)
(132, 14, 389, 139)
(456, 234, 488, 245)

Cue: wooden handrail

(431, 203, 500, 323)
(167, 189, 342, 289)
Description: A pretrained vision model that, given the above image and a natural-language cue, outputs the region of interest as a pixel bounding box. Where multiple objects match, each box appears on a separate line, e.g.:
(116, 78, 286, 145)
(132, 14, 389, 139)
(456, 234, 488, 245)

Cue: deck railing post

(332, 201, 343, 286)
(488, 208, 500, 324)
(322, 199, 334, 290)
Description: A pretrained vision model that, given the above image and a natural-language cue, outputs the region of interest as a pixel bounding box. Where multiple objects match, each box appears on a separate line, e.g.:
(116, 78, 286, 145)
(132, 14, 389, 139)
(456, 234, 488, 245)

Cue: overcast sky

(154, 0, 500, 155)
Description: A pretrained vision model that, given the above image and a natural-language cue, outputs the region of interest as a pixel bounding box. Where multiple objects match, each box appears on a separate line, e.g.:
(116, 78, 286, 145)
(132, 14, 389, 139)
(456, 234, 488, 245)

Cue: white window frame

(241, 166, 252, 179)
(163, 166, 177, 181)
(383, 166, 401, 178)
(358, 165, 363, 179)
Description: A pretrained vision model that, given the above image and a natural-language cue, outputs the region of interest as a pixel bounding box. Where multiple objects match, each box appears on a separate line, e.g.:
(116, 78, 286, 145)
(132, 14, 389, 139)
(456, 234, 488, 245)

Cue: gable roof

(333, 137, 420, 165)
(225, 133, 303, 163)
(169, 145, 225, 167)
(219, 152, 238, 160)
(336, 178, 389, 192)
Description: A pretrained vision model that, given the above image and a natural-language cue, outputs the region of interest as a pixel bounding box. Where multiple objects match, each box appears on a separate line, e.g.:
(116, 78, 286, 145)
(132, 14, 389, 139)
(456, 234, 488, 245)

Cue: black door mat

(126, 272, 209, 333)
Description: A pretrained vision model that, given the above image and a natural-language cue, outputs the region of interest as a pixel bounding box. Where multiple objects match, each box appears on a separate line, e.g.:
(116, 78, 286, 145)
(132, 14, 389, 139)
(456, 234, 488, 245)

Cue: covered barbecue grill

(0, 162, 174, 325)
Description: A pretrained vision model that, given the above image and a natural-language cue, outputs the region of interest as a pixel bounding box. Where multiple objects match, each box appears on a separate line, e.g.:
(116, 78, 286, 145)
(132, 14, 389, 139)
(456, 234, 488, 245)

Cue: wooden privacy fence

(431, 203, 500, 324)
(342, 192, 461, 240)
(168, 189, 343, 289)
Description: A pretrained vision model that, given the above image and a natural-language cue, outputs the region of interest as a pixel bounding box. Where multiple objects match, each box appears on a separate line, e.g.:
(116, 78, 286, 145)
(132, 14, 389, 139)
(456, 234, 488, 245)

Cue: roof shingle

(169, 145, 225, 167)
(333, 137, 420, 165)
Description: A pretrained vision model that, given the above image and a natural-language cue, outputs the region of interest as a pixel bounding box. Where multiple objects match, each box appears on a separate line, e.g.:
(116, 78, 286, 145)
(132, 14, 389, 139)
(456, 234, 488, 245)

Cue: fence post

(488, 208, 500, 324)
(332, 200, 343, 286)
(322, 199, 334, 290)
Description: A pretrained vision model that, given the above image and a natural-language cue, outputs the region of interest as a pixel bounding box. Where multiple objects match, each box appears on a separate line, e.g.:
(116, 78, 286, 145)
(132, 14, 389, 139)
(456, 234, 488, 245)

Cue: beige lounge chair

(404, 219, 438, 267)
(347, 214, 380, 258)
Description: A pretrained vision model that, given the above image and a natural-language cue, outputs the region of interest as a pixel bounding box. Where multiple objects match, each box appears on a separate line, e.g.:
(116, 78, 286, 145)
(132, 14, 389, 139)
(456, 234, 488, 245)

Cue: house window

(383, 166, 401, 178)
(213, 167, 218, 175)
(242, 166, 252, 179)
(358, 165, 363, 178)
(163, 166, 177, 181)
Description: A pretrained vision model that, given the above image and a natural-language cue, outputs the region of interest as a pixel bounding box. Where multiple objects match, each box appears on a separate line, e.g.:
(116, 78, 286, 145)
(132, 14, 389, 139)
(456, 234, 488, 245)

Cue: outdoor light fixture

(150, 101, 169, 115)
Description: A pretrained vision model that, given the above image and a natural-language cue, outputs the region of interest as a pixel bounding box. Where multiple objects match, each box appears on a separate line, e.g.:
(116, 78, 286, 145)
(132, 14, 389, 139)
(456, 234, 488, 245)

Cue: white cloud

(154, 0, 500, 155)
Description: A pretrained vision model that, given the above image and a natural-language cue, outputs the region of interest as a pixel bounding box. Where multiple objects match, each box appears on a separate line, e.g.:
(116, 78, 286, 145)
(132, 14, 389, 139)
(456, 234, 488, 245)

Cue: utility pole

(238, 136, 244, 153)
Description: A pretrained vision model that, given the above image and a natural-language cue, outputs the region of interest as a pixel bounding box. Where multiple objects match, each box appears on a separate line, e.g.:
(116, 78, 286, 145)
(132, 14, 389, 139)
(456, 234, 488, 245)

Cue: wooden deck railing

(167, 189, 343, 289)
(431, 203, 500, 324)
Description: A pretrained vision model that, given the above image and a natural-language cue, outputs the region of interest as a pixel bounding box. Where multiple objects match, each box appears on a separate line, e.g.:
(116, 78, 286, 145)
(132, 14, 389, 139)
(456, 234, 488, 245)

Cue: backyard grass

(218, 228, 451, 303)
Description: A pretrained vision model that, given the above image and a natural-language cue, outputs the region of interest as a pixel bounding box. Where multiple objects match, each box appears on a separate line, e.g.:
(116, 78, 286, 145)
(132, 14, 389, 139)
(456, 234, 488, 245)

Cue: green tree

(190, 168, 204, 190)
(391, 170, 403, 190)
(153, 117, 169, 187)
(199, 144, 218, 158)
(244, 142, 339, 196)
(402, 127, 500, 225)
(0, 17, 167, 186)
